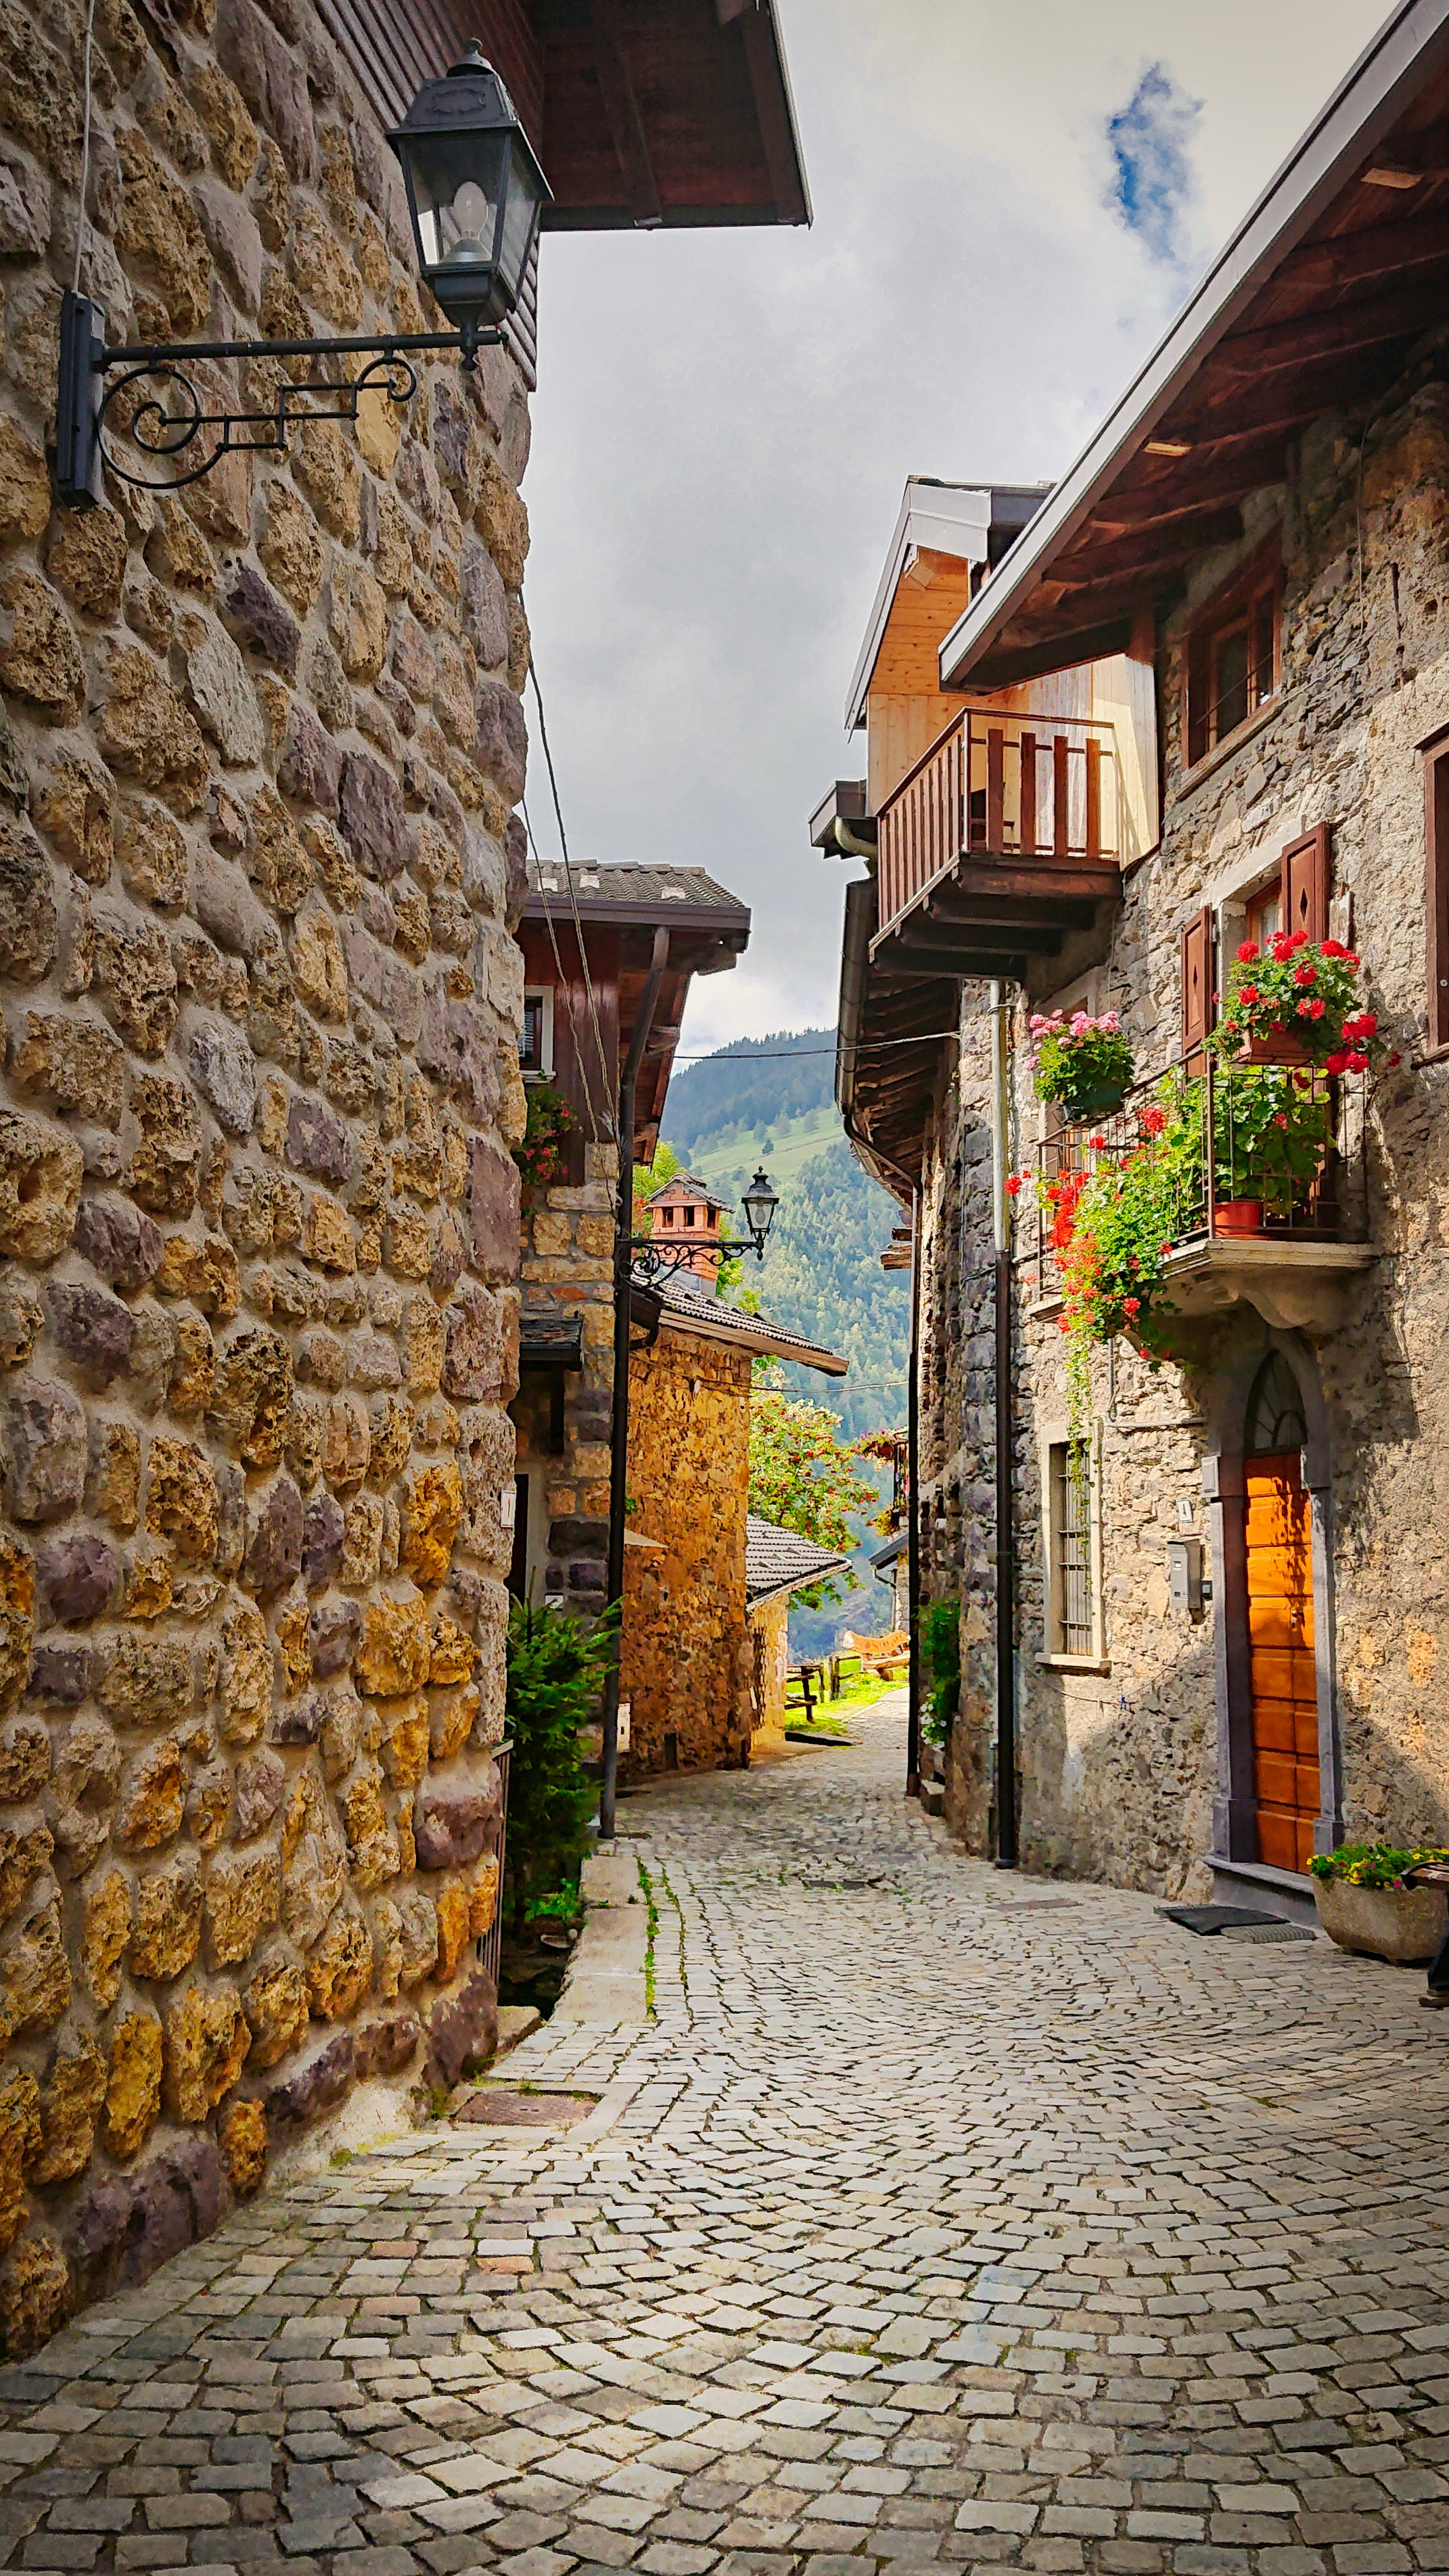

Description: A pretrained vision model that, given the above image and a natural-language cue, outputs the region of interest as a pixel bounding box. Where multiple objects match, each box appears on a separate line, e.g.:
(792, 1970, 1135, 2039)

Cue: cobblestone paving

(7, 1694, 1449, 2576)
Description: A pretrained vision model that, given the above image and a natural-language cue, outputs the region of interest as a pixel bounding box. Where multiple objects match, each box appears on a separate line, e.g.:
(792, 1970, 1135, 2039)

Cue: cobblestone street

(6, 1694, 1449, 2576)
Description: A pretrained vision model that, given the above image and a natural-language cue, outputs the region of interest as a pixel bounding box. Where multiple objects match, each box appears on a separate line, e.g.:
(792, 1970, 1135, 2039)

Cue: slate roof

(647, 1172, 732, 1214)
(525, 862, 750, 929)
(746, 1515, 850, 1607)
(652, 1272, 847, 1375)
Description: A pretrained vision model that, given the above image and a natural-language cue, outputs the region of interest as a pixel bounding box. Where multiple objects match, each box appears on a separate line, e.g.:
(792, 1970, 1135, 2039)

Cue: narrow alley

(5, 1699, 1449, 2576)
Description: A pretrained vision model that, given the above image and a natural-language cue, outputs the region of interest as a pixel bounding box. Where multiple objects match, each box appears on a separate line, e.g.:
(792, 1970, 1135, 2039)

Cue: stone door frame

(1201, 1326, 1344, 1864)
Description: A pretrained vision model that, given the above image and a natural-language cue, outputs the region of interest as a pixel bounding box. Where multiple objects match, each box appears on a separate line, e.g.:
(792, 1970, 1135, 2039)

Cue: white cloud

(521, 0, 1389, 1055)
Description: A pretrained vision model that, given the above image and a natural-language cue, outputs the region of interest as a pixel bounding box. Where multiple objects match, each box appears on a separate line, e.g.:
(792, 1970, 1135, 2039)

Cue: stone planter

(1314, 1875, 1449, 1964)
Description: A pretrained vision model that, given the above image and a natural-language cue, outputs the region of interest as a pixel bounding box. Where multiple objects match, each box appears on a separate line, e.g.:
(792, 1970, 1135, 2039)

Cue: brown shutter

(1181, 904, 1214, 1069)
(1427, 745, 1449, 1052)
(1281, 826, 1330, 945)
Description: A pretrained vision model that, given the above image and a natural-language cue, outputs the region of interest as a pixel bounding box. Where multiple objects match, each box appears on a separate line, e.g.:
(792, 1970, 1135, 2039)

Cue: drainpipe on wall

(599, 926, 669, 1843)
(990, 980, 1019, 1868)
(905, 1187, 921, 1799)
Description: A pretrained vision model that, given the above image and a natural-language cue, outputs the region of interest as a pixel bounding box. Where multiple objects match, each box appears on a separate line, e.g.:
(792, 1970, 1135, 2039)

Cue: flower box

(1313, 1876, 1448, 1964)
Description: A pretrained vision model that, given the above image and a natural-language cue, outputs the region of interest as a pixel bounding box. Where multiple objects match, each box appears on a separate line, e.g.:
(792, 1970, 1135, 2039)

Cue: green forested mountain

(662, 1032, 908, 1444)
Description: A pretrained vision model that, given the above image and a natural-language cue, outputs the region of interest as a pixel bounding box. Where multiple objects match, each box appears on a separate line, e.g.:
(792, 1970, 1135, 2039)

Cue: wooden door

(1245, 1451, 1319, 1870)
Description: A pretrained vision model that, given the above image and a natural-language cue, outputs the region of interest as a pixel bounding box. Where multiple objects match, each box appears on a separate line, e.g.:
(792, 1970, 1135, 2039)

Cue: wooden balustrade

(876, 710, 1122, 936)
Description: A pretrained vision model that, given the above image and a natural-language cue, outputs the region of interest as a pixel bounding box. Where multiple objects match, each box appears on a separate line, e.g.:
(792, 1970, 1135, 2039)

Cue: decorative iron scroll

(55, 290, 500, 509)
(96, 346, 426, 494)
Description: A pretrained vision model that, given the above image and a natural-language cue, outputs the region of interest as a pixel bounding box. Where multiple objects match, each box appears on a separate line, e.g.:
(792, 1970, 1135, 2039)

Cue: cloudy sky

(522, 0, 1388, 1059)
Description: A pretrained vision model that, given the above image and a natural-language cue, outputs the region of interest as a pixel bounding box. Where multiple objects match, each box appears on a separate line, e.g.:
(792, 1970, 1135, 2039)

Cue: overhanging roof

(846, 480, 1049, 729)
(746, 1514, 850, 1607)
(654, 1275, 848, 1374)
(319, 0, 809, 231)
(938, 0, 1449, 692)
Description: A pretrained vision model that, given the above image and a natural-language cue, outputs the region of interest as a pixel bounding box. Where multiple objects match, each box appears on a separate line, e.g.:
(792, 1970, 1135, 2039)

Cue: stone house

(745, 1513, 850, 1753)
(510, 860, 751, 1613)
(826, 5, 1449, 1919)
(622, 1275, 844, 1777)
(0, 0, 806, 2356)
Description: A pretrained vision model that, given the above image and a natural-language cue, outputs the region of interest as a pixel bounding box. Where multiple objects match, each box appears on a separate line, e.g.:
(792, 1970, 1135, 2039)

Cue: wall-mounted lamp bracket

(55, 286, 501, 510)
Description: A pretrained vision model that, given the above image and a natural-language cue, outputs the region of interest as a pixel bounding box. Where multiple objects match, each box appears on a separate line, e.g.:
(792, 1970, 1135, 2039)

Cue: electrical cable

(74, 0, 98, 293)
(521, 797, 603, 1144)
(526, 653, 614, 1136)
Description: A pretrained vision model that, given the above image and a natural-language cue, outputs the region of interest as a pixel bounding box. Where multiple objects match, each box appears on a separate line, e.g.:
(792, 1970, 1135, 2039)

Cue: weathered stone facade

(917, 376, 1449, 1900)
(622, 1326, 753, 1778)
(0, 0, 530, 2358)
(511, 1148, 617, 1615)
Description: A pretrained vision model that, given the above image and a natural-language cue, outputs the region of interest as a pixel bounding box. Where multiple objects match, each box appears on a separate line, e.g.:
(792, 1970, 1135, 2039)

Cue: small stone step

(493, 2004, 543, 2054)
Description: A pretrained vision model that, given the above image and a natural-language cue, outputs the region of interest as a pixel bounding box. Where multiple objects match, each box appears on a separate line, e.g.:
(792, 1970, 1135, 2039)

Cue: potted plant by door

(1029, 1010, 1134, 1122)
(1308, 1843, 1449, 1963)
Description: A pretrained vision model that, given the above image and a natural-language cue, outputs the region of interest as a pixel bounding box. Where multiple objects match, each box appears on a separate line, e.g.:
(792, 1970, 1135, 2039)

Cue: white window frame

(520, 985, 554, 1083)
(1038, 1417, 1108, 1672)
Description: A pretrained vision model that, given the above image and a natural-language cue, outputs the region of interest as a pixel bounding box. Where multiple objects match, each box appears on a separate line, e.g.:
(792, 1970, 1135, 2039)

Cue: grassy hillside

(662, 1031, 908, 1445)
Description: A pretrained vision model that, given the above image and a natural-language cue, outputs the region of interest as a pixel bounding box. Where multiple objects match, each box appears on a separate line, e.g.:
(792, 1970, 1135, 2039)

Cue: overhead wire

(521, 797, 604, 1144)
(526, 652, 615, 1138)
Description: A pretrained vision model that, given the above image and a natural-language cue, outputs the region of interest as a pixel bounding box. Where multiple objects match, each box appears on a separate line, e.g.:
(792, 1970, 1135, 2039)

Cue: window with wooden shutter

(1425, 734, 1449, 1053)
(1281, 827, 1329, 946)
(1181, 904, 1215, 1068)
(1180, 543, 1282, 774)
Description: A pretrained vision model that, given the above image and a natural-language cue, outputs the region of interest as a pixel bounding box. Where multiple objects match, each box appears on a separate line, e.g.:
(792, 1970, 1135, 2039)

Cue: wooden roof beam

(1051, 505, 1245, 586)
(1281, 204, 1449, 296)
(1213, 275, 1449, 379)
(1092, 441, 1293, 528)
(586, 0, 663, 227)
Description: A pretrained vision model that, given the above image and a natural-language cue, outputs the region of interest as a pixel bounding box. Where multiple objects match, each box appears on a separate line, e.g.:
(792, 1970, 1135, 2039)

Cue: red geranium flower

(1123, 1297, 1140, 1316)
(1274, 1113, 1289, 1128)
(1389, 1050, 1402, 1066)
(1236, 940, 1260, 963)
(1271, 934, 1294, 962)
(1320, 938, 1349, 959)
(1291, 929, 1310, 949)
(1139, 1105, 1166, 1137)
(1005, 1172, 1024, 1197)
(1239, 984, 1259, 1005)
(1293, 963, 1317, 986)
(1325, 1050, 1350, 1077)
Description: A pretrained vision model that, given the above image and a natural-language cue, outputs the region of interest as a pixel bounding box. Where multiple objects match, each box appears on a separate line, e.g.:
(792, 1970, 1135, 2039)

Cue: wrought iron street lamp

(741, 1167, 780, 1260)
(55, 45, 551, 509)
(387, 45, 550, 334)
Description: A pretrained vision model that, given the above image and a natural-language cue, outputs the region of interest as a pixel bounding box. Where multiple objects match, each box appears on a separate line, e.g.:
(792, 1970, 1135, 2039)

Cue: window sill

(1038, 1653, 1111, 1675)
(1170, 689, 1303, 807)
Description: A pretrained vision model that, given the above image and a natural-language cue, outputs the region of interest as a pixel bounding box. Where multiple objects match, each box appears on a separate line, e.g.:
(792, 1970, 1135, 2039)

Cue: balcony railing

(1029, 1055, 1371, 1321)
(877, 709, 1128, 936)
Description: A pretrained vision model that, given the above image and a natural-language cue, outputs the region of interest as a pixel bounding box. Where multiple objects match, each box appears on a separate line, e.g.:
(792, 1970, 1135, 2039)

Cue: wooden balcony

(872, 709, 1130, 976)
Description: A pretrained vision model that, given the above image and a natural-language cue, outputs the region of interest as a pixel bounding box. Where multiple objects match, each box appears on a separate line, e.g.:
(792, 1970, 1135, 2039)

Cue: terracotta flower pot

(1213, 1197, 1264, 1237)
(1314, 1876, 1449, 1964)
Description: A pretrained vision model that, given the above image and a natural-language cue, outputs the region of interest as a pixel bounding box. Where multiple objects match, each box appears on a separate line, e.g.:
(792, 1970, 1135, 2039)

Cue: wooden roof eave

(937, 0, 1449, 693)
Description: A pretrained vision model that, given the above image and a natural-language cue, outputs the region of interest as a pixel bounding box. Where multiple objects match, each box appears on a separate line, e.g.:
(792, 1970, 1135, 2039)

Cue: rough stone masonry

(0, 0, 534, 2359)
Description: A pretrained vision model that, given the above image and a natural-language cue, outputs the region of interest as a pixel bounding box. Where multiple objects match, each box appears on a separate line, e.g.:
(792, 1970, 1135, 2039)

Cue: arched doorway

(1203, 1329, 1341, 1890)
(1243, 1354, 1318, 1872)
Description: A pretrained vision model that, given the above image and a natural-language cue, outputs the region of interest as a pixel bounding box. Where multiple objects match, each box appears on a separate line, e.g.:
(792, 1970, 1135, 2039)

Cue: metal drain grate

(1220, 1922, 1317, 1944)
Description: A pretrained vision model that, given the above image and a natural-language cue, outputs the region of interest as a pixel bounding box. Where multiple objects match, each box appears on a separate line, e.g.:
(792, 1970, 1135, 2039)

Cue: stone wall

(747, 1589, 788, 1749)
(921, 371, 1449, 1895)
(513, 1147, 617, 1617)
(622, 1325, 751, 1776)
(0, 0, 532, 2358)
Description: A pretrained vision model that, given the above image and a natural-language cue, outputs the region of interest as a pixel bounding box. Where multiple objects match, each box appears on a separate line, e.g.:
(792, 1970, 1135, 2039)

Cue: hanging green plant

(1028, 1008, 1135, 1120)
(513, 1080, 575, 1198)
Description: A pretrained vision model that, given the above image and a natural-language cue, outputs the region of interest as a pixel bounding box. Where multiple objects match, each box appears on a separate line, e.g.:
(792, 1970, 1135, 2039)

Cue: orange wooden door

(1245, 1451, 1319, 1870)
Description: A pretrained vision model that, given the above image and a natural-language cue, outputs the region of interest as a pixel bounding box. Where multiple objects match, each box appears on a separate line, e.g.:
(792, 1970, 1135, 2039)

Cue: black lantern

(387, 45, 552, 344)
(741, 1168, 779, 1261)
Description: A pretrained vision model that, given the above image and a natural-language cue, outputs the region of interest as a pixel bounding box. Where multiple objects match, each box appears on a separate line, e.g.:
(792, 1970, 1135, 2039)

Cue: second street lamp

(386, 45, 552, 342)
(741, 1168, 781, 1260)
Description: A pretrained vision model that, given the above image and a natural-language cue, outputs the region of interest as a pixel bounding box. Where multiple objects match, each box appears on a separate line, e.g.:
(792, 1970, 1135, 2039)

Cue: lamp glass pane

(407, 131, 509, 275)
(497, 136, 545, 299)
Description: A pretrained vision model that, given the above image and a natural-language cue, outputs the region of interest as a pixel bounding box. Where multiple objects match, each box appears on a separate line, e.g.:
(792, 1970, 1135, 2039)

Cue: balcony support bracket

(1154, 1241, 1376, 1339)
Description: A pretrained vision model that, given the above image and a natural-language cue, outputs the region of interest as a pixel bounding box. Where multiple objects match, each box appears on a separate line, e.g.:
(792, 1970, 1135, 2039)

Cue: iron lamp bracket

(55, 286, 501, 510)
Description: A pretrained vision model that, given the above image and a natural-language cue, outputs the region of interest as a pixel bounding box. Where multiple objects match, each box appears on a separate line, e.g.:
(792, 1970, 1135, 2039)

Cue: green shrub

(504, 1598, 614, 1931)
(919, 1597, 959, 1749)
